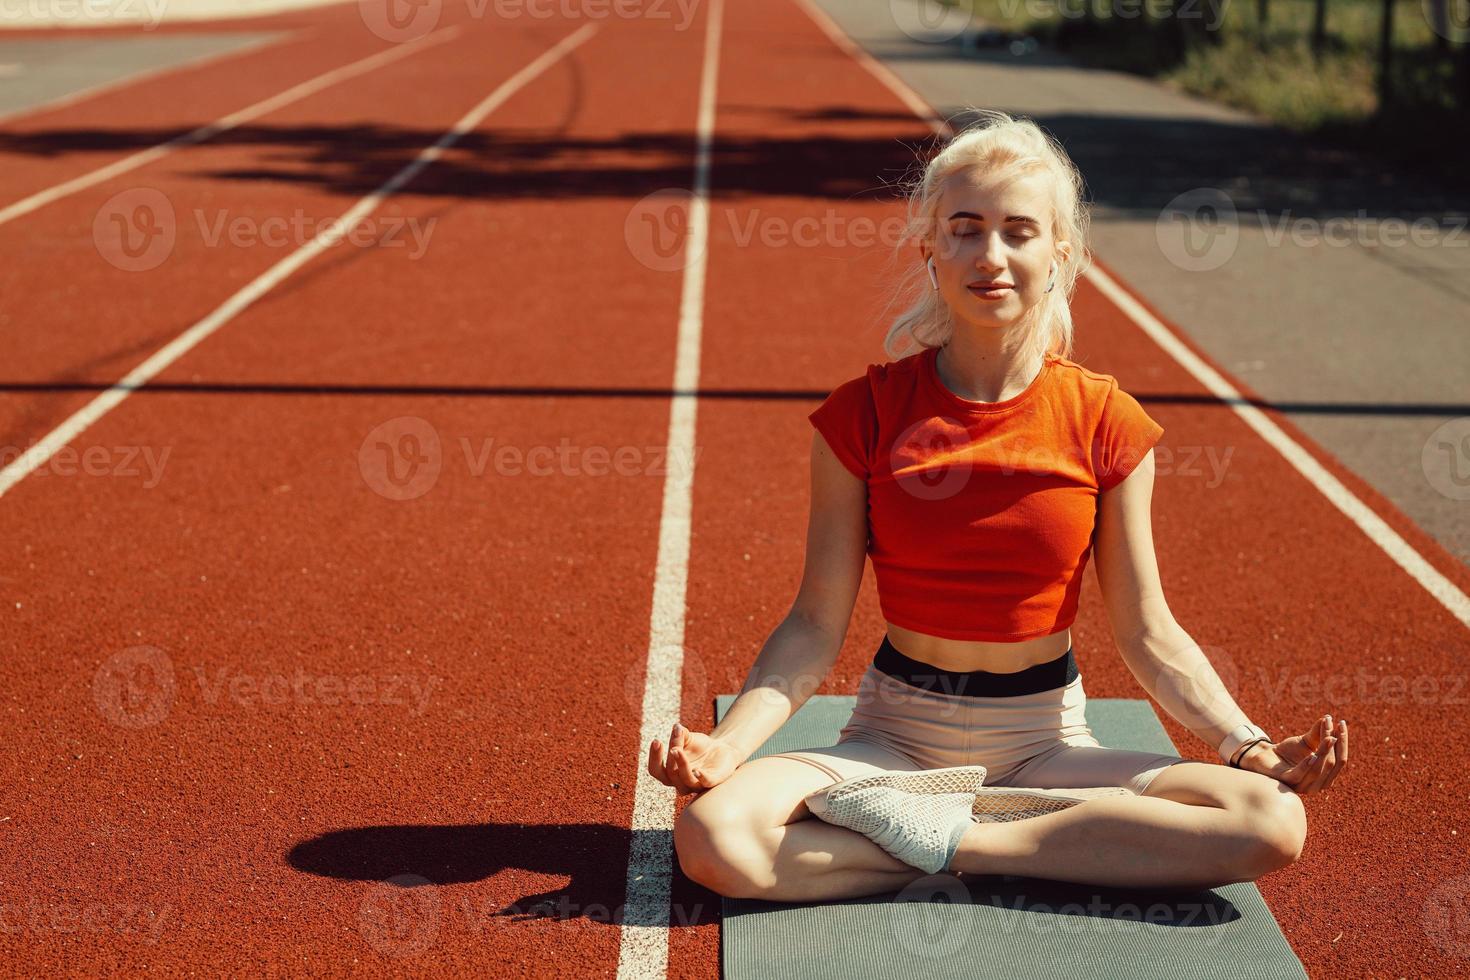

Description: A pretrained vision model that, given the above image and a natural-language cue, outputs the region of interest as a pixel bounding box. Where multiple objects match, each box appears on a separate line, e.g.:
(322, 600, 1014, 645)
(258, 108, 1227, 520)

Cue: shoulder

(1045, 354, 1154, 429)
(1045, 354, 1124, 406)
(823, 347, 926, 409)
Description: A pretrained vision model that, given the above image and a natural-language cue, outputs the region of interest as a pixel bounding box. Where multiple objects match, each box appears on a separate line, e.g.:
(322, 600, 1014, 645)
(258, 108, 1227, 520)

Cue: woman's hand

(648, 721, 743, 795)
(1237, 713, 1348, 795)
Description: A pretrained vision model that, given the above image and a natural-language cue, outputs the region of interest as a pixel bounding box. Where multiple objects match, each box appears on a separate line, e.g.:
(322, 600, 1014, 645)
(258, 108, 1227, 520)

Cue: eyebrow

(947, 211, 1041, 226)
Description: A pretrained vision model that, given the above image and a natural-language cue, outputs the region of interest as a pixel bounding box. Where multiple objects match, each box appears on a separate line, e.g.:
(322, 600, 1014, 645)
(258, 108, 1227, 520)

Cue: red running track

(1, 0, 1467, 976)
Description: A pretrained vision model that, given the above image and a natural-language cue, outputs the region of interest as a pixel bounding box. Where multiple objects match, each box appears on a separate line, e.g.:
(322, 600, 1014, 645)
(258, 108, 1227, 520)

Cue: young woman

(648, 110, 1348, 901)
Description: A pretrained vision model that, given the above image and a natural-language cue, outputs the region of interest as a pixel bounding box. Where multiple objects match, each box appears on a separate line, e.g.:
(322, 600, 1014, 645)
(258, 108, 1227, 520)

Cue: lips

(967, 283, 1012, 298)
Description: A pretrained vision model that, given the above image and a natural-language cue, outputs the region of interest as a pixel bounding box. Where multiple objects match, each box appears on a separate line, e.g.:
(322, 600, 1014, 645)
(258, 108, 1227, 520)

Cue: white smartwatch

(1218, 722, 1270, 767)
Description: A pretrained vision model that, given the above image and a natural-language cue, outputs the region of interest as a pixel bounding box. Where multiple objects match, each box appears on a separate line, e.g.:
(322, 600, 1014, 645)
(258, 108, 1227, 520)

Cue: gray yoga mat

(712, 693, 1307, 979)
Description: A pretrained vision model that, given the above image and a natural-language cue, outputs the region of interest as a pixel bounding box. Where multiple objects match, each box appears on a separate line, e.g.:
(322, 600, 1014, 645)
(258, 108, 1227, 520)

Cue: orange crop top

(807, 344, 1164, 642)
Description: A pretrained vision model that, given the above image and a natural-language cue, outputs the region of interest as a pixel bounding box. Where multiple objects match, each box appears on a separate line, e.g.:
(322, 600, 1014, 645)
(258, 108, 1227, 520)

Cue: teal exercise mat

(711, 693, 1307, 979)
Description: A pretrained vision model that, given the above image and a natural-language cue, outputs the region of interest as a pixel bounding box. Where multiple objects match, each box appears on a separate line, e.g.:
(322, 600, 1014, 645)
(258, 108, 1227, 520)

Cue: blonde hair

(880, 109, 1092, 367)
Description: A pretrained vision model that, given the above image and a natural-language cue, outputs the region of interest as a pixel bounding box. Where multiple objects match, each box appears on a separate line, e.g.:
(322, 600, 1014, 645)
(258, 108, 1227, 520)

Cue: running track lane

(668, 0, 1470, 976)
(0, 21, 495, 452)
(0, 1, 439, 205)
(0, 8, 709, 977)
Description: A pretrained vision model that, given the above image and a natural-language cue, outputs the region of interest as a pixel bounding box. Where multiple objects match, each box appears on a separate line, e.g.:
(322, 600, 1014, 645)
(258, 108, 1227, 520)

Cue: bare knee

(673, 797, 772, 899)
(1229, 783, 1307, 881)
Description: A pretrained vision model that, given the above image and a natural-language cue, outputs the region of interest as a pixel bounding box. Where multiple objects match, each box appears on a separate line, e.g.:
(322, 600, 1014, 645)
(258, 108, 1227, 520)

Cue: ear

(918, 240, 931, 265)
(1054, 239, 1072, 267)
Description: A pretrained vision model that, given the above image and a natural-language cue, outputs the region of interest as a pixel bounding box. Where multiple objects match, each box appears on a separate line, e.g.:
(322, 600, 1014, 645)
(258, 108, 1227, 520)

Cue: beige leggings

(768, 660, 1189, 796)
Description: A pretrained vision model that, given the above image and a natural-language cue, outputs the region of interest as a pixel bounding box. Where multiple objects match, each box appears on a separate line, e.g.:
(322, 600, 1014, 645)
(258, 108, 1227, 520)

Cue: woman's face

(923, 169, 1066, 330)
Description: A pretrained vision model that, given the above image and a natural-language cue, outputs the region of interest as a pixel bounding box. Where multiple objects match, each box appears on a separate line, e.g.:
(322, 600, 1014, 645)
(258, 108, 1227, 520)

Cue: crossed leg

(674, 738, 945, 902)
(675, 743, 1307, 901)
(948, 760, 1308, 889)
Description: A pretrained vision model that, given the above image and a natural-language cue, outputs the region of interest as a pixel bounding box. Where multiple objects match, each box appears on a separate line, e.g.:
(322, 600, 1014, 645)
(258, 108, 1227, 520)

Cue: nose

(971, 230, 1007, 273)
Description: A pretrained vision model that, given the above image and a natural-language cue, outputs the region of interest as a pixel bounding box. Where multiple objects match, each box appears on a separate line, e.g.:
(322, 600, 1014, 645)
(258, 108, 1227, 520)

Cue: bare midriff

(884, 622, 1074, 674)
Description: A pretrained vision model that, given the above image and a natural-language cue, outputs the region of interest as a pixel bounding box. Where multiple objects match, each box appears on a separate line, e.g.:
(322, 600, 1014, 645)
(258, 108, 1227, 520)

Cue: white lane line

(0, 30, 296, 128)
(799, 0, 1470, 631)
(1086, 265, 1470, 630)
(0, 22, 600, 501)
(0, 26, 462, 229)
(793, 0, 946, 136)
(616, 0, 722, 975)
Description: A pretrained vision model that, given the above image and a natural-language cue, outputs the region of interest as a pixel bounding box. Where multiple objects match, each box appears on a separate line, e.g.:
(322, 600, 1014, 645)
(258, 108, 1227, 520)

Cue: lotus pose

(648, 110, 1349, 901)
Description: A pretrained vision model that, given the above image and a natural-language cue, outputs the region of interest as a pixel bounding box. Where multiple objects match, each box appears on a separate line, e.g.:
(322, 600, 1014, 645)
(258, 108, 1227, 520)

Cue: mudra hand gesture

(648, 721, 742, 795)
(1236, 713, 1348, 795)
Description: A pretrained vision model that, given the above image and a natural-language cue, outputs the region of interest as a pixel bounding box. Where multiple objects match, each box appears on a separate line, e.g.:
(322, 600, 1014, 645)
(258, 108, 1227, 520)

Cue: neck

(937, 327, 1044, 403)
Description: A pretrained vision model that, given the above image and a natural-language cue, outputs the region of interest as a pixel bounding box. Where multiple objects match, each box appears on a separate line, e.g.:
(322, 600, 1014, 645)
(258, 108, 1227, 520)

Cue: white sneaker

(970, 785, 1132, 823)
(803, 765, 988, 823)
(804, 770, 987, 874)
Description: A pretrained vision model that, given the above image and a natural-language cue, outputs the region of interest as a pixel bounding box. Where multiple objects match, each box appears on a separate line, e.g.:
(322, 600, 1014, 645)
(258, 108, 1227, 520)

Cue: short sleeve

(808, 375, 877, 481)
(1093, 380, 1164, 491)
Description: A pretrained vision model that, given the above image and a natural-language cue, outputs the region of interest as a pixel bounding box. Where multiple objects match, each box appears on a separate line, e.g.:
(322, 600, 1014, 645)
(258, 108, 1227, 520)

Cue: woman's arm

(1093, 449, 1255, 752)
(711, 430, 867, 761)
(710, 613, 845, 761)
(651, 430, 865, 792)
(1093, 448, 1350, 793)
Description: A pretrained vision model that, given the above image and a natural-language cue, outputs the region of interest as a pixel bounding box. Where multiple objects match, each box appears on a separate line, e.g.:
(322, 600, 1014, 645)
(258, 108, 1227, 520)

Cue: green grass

(955, 0, 1470, 185)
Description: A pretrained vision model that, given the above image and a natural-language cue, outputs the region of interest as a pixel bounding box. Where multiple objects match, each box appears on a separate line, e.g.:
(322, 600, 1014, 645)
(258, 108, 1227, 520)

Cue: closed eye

(955, 229, 1034, 241)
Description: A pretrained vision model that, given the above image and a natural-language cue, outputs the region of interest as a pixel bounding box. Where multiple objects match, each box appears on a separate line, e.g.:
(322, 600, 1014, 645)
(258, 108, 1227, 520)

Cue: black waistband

(873, 634, 1077, 697)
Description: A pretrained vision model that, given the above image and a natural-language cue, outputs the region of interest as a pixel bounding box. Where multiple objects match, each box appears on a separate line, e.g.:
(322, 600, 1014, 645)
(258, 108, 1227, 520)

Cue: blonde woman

(648, 110, 1348, 901)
